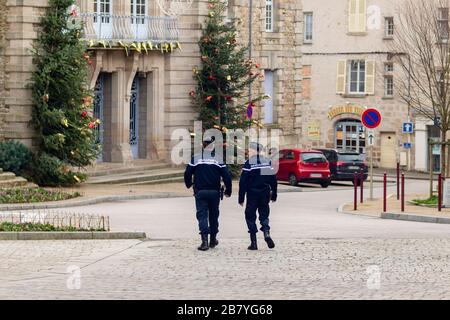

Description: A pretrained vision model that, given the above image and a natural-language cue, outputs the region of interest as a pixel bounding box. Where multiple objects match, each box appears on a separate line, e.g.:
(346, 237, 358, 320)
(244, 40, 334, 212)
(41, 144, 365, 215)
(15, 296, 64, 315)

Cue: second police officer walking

(184, 136, 232, 251)
(239, 142, 278, 250)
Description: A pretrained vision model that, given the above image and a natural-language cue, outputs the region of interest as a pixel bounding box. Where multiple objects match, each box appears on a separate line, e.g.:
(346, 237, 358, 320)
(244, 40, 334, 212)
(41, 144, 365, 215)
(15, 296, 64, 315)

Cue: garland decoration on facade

(86, 40, 182, 56)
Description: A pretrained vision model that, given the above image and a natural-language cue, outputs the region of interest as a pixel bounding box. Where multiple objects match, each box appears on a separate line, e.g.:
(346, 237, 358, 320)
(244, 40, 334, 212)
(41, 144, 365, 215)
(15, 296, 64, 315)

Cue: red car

(276, 149, 331, 188)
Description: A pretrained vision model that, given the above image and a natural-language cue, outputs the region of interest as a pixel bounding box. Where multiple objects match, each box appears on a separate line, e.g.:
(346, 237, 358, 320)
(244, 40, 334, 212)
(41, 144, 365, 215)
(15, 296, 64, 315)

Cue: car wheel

(289, 173, 298, 186)
(320, 181, 330, 188)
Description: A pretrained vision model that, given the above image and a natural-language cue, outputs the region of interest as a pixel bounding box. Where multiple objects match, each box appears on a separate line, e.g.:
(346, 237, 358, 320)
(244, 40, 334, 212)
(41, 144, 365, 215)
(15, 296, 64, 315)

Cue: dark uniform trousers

(245, 189, 271, 234)
(195, 189, 220, 235)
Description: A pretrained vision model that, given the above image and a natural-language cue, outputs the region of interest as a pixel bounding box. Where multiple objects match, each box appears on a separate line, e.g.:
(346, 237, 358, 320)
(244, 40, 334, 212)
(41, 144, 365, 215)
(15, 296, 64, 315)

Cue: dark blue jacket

(238, 155, 278, 203)
(184, 153, 232, 196)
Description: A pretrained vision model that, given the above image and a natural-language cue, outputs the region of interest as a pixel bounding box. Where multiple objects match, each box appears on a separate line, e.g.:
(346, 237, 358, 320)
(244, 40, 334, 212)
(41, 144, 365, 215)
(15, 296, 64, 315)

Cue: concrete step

(118, 176, 185, 186)
(87, 168, 185, 185)
(0, 172, 16, 181)
(0, 177, 28, 188)
(87, 161, 170, 177)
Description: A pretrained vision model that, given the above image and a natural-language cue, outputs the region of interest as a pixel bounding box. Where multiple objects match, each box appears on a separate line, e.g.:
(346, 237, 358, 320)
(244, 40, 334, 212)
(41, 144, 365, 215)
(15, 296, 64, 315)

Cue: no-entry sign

(361, 108, 382, 129)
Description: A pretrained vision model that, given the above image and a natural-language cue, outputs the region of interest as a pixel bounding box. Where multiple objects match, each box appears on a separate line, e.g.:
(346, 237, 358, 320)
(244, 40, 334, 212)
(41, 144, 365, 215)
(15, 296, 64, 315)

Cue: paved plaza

(1, 180, 450, 299)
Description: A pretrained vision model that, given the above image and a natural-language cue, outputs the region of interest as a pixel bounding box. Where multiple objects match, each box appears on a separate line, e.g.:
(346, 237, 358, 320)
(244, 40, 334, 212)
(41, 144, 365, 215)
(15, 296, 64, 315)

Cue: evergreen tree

(30, 0, 99, 186)
(190, 0, 267, 131)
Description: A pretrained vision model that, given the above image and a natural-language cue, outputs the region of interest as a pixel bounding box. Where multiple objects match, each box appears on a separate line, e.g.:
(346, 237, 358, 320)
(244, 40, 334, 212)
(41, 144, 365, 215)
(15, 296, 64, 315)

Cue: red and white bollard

(383, 172, 387, 213)
(354, 172, 358, 211)
(360, 169, 364, 204)
(401, 172, 405, 212)
(438, 173, 442, 212)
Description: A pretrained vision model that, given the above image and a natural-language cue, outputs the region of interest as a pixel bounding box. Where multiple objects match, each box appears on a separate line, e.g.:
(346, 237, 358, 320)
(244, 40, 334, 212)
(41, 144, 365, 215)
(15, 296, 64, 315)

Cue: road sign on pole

(402, 122, 414, 134)
(367, 130, 375, 146)
(361, 108, 382, 129)
(361, 109, 381, 200)
(403, 142, 412, 149)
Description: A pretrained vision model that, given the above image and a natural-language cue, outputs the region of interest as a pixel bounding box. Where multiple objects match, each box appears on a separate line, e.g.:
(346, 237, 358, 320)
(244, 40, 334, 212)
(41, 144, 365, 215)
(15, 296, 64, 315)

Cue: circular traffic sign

(361, 108, 382, 129)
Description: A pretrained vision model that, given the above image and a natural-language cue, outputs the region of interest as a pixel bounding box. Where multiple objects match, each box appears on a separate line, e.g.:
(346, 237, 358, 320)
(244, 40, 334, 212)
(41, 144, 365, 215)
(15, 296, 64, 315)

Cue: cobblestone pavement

(2, 238, 450, 299)
(2, 180, 450, 300)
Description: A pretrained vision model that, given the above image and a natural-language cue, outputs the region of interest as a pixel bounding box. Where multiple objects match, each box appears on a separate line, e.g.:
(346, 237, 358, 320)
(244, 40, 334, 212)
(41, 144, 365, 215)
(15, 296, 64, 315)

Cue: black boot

(198, 234, 209, 251)
(248, 233, 258, 250)
(264, 230, 275, 249)
(209, 234, 219, 248)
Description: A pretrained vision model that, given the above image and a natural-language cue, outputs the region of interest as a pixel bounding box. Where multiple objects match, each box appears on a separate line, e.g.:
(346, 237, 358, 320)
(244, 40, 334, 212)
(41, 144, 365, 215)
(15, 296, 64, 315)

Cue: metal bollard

(360, 169, 364, 203)
(401, 172, 405, 212)
(397, 162, 400, 200)
(383, 172, 387, 213)
(438, 173, 442, 212)
(354, 172, 358, 211)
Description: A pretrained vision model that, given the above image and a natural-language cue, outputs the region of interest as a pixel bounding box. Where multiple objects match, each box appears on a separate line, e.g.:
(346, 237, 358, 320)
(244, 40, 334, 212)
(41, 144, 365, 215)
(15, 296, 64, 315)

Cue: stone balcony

(80, 13, 179, 43)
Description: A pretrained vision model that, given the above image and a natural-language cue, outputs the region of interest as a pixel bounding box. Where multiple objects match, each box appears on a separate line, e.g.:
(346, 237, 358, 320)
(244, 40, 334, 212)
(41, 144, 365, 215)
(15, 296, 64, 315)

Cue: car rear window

(301, 153, 327, 163)
(337, 153, 363, 162)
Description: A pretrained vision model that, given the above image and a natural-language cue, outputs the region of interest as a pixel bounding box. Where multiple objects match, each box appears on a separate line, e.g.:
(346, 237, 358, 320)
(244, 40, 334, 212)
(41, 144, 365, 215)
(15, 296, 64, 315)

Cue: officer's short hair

(249, 142, 264, 153)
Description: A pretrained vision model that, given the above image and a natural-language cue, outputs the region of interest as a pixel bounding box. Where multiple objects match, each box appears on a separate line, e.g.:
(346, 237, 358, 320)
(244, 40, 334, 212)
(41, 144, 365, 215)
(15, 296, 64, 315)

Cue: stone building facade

(300, 0, 411, 169)
(0, 0, 302, 164)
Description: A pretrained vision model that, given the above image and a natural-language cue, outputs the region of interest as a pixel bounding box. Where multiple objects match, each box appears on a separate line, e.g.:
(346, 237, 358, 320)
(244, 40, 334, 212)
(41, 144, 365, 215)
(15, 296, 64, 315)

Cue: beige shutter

(348, 0, 357, 33)
(349, 0, 366, 32)
(358, 0, 367, 32)
(336, 60, 347, 94)
(365, 60, 375, 95)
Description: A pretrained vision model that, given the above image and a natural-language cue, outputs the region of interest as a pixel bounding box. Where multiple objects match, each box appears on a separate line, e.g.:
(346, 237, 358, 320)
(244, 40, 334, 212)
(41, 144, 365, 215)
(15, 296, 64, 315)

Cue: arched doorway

(129, 75, 140, 159)
(335, 119, 366, 154)
(93, 73, 105, 161)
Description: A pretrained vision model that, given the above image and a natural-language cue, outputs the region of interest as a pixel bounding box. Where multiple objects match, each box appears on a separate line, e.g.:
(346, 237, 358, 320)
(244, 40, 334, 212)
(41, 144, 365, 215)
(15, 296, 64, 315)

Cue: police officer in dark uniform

(238, 142, 278, 250)
(184, 136, 232, 251)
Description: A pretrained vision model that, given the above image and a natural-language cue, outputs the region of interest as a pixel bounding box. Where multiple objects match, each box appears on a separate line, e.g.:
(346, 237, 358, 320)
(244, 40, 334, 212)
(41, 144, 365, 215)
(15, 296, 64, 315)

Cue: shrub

(0, 222, 105, 232)
(30, 153, 87, 187)
(0, 140, 32, 175)
(0, 187, 81, 204)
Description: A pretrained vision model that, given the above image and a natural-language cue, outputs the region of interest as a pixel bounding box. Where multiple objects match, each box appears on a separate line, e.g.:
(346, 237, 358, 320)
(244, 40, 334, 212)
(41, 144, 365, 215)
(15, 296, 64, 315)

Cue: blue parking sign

(402, 122, 414, 133)
(403, 142, 412, 149)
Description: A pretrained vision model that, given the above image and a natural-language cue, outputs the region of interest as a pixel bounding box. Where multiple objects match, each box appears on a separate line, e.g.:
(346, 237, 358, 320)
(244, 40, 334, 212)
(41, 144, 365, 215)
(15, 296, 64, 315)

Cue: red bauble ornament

(206, 96, 213, 101)
(88, 122, 96, 129)
(207, 75, 216, 80)
(226, 96, 232, 101)
(189, 90, 196, 97)
(81, 111, 88, 118)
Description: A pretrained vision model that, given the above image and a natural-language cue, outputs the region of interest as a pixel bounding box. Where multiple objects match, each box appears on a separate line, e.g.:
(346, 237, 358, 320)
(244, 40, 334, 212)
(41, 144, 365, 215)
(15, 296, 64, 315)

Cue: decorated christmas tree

(190, 0, 267, 131)
(30, 0, 99, 186)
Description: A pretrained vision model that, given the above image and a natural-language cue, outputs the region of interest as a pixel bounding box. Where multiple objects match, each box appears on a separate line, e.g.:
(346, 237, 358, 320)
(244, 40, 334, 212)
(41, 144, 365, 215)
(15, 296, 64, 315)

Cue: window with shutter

(336, 60, 347, 94)
(365, 60, 375, 95)
(348, 0, 357, 33)
(348, 0, 366, 33)
(358, 0, 367, 32)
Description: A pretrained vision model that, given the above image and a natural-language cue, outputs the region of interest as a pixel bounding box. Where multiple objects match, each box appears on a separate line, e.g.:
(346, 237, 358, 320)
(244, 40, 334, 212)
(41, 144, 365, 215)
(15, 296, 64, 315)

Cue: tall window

(131, 0, 146, 24)
(265, 0, 274, 32)
(439, 7, 449, 41)
(348, 60, 365, 94)
(385, 62, 394, 72)
(348, 0, 366, 33)
(304, 12, 313, 42)
(94, 0, 111, 23)
(384, 76, 393, 96)
(385, 17, 394, 37)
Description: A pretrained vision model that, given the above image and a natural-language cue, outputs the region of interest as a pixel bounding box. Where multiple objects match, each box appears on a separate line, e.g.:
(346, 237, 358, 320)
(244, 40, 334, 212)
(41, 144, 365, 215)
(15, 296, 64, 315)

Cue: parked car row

(275, 148, 368, 188)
